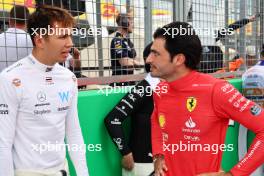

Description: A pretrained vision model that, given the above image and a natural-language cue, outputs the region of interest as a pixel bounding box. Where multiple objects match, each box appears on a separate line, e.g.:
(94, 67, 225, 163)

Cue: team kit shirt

(151, 71, 264, 176)
(0, 54, 89, 176)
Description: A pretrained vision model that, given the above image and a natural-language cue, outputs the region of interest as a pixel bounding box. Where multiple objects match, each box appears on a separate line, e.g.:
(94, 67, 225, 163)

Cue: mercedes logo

(37, 91, 46, 102)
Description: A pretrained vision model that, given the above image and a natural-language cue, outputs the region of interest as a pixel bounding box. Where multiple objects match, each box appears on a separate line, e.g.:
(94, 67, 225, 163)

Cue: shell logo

(101, 2, 119, 19)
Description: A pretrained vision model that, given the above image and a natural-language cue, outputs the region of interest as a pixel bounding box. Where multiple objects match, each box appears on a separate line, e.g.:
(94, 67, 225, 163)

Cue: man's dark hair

(153, 22, 202, 70)
(10, 5, 30, 25)
(143, 42, 153, 73)
(27, 5, 75, 46)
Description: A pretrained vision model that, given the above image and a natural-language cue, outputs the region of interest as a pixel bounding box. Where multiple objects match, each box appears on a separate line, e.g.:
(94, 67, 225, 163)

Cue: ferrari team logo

(159, 114, 166, 129)
(186, 97, 197, 112)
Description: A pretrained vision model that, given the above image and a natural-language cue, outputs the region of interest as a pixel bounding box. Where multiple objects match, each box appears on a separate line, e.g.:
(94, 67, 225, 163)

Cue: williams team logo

(159, 114, 166, 129)
(58, 91, 70, 103)
(186, 97, 197, 112)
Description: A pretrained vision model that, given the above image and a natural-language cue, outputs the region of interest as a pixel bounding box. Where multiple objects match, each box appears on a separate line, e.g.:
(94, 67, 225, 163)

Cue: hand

(197, 171, 233, 176)
(72, 47, 80, 60)
(154, 155, 168, 176)
(133, 59, 141, 70)
(70, 48, 81, 68)
(122, 153, 134, 171)
(133, 59, 140, 66)
(249, 15, 257, 22)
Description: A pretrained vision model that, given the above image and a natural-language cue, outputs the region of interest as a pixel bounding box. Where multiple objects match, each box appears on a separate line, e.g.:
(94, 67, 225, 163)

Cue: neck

(32, 48, 56, 66)
(118, 28, 128, 37)
(9, 24, 26, 31)
(165, 68, 192, 82)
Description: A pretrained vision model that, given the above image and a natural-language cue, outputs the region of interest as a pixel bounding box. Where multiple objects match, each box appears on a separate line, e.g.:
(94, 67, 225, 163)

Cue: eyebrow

(150, 49, 160, 55)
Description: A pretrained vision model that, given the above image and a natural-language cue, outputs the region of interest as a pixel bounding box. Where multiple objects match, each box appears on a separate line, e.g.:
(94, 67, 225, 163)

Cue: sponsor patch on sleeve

(250, 104, 262, 116)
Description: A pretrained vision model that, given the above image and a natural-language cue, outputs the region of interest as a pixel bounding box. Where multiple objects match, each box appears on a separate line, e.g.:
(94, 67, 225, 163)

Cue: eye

(59, 35, 68, 39)
(151, 51, 159, 57)
(154, 53, 159, 57)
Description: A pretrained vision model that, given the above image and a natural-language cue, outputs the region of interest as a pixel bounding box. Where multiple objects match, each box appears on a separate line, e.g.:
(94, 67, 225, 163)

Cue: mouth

(61, 51, 70, 58)
(150, 65, 156, 72)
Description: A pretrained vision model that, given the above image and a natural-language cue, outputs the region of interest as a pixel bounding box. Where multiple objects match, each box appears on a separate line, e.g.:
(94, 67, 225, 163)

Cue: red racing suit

(151, 71, 264, 176)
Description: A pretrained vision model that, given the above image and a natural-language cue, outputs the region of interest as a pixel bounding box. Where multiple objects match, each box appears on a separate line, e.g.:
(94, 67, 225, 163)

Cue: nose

(65, 36, 73, 48)
(146, 54, 153, 64)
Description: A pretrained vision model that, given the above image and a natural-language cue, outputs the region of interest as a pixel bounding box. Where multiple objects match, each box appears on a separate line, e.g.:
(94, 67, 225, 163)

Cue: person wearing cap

(240, 47, 264, 176)
(110, 13, 140, 86)
(0, 5, 33, 72)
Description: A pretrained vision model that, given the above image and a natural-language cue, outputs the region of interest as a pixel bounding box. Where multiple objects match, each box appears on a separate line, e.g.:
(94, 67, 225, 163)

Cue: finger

(159, 169, 165, 176)
(155, 169, 164, 176)
(73, 47, 79, 53)
(162, 164, 168, 171)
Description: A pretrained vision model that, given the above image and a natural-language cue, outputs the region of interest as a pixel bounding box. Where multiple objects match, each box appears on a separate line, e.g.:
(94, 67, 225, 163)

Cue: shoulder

(54, 64, 77, 80)
(111, 37, 123, 46)
(193, 72, 227, 92)
(0, 58, 29, 90)
(1, 57, 29, 78)
(198, 72, 220, 82)
(55, 64, 75, 75)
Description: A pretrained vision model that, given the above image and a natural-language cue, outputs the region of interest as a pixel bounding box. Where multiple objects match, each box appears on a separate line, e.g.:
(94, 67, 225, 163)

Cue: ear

(34, 34, 45, 49)
(172, 54, 185, 66)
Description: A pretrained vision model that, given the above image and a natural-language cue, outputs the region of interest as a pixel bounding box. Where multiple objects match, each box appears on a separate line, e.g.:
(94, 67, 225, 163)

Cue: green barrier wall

(67, 78, 255, 175)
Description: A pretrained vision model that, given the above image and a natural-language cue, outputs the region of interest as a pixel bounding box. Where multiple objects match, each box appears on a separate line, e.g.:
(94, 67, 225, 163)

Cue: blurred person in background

(0, 5, 32, 72)
(110, 13, 140, 86)
(105, 42, 160, 176)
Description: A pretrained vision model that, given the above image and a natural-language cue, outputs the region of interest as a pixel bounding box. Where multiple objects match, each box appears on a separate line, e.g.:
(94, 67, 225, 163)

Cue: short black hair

(10, 5, 30, 25)
(143, 42, 152, 72)
(153, 22, 202, 70)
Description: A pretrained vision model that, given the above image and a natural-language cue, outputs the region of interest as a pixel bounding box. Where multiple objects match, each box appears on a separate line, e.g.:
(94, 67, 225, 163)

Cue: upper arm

(0, 74, 19, 148)
(213, 81, 264, 133)
(106, 80, 149, 122)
